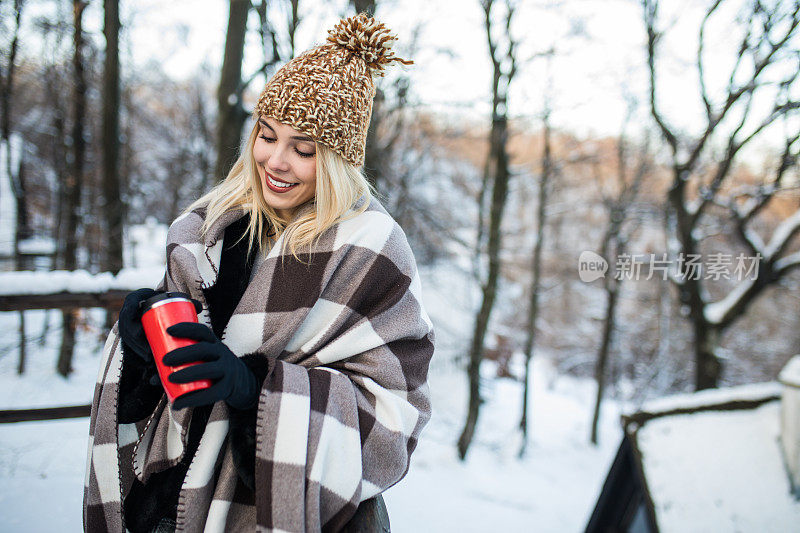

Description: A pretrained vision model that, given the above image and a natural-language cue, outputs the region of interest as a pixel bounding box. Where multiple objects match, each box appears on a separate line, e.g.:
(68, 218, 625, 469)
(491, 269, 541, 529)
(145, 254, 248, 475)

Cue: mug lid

(139, 291, 194, 314)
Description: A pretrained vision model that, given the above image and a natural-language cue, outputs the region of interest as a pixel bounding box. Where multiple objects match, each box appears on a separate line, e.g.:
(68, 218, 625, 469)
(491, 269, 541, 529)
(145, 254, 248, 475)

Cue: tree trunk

(58, 310, 78, 377)
(48, 72, 69, 269)
(457, 0, 517, 461)
(214, 0, 250, 182)
(351, 1, 381, 190)
(363, 87, 385, 191)
(590, 256, 620, 444)
(1, 0, 23, 141)
(58, 0, 88, 378)
(694, 320, 722, 390)
(101, 0, 123, 274)
(3, 1, 30, 264)
(63, 0, 87, 273)
(457, 117, 512, 460)
(518, 114, 552, 458)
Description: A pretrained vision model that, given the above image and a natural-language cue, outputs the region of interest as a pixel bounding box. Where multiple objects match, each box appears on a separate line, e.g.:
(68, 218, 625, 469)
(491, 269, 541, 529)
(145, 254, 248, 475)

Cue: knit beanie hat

(254, 13, 413, 167)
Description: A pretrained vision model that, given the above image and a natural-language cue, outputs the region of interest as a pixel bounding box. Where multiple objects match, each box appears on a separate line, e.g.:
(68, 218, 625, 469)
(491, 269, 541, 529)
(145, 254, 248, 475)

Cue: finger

(166, 322, 216, 343)
(148, 374, 162, 387)
(191, 298, 204, 315)
(168, 362, 224, 384)
(162, 343, 219, 366)
(172, 386, 224, 410)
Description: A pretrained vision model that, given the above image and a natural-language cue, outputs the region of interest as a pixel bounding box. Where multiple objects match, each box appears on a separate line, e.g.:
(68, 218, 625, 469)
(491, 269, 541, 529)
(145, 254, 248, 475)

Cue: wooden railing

(0, 404, 91, 423)
(0, 280, 136, 422)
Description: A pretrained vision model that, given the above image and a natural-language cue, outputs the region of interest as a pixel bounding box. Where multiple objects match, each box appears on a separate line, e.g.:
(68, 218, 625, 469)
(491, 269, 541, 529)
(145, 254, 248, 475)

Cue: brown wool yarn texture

(254, 13, 413, 167)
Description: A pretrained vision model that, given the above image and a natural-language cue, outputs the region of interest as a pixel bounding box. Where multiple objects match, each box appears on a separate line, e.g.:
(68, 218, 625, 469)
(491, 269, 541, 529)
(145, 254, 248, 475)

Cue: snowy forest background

(1, 0, 800, 530)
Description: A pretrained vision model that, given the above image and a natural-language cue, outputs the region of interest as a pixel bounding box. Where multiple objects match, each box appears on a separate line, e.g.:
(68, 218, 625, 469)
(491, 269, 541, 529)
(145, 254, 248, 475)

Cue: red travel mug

(139, 292, 212, 403)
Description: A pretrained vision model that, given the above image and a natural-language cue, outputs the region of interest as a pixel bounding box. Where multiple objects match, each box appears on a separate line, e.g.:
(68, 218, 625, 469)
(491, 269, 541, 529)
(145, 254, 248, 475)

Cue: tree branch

(698, 0, 723, 122)
(643, 0, 678, 154)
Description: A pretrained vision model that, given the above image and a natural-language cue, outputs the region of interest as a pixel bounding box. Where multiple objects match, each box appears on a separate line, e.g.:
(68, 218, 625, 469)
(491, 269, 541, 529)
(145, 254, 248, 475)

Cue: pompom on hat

(254, 13, 413, 167)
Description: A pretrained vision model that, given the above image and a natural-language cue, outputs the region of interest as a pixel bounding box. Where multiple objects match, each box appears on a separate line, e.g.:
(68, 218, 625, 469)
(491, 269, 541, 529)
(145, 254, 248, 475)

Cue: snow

(636, 381, 781, 415)
(637, 400, 800, 532)
(0, 268, 164, 295)
(125, 217, 168, 268)
(0, 309, 106, 409)
(0, 344, 622, 532)
(17, 236, 56, 255)
(0, 419, 88, 531)
(384, 360, 622, 532)
(703, 276, 756, 325)
(764, 208, 800, 260)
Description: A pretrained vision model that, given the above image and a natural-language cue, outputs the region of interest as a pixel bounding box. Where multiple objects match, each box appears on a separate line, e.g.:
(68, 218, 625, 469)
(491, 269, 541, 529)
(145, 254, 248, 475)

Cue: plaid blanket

(83, 195, 435, 532)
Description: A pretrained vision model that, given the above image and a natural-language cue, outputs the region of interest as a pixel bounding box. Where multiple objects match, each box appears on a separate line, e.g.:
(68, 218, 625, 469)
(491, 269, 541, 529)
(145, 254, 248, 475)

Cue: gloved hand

(162, 322, 259, 411)
(118, 288, 161, 363)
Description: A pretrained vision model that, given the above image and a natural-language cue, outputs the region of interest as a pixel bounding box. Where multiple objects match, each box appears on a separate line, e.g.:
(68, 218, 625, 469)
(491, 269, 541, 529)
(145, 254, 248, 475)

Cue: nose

(267, 145, 290, 173)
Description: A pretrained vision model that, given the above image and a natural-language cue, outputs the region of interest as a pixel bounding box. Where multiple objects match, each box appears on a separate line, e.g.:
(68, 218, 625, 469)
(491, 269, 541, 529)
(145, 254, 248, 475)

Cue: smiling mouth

(265, 171, 299, 191)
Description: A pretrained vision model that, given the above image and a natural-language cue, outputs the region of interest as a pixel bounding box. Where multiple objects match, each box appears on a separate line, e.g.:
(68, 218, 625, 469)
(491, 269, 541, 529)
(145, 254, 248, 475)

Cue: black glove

(162, 322, 259, 411)
(118, 288, 160, 363)
(118, 288, 163, 387)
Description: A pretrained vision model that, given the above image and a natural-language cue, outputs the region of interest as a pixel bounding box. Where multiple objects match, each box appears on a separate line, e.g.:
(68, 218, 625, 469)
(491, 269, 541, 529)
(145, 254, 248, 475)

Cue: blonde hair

(183, 120, 376, 264)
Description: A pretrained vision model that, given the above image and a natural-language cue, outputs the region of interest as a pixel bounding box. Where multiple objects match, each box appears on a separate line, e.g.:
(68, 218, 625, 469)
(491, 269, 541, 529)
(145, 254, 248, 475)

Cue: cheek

(301, 160, 317, 185)
(252, 142, 268, 164)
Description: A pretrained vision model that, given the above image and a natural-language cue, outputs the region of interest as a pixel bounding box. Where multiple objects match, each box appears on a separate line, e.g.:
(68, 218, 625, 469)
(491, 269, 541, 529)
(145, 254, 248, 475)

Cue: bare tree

(1, 0, 31, 263)
(518, 97, 553, 458)
(589, 102, 650, 445)
(216, 0, 302, 183)
(457, 0, 518, 460)
(214, 0, 251, 182)
(1, 0, 29, 374)
(101, 0, 122, 274)
(57, 0, 89, 378)
(1, 0, 23, 143)
(351, 0, 384, 191)
(644, 0, 800, 390)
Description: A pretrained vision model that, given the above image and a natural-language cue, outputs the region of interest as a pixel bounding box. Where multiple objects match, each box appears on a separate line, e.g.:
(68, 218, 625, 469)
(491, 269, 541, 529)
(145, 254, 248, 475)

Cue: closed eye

(259, 134, 315, 158)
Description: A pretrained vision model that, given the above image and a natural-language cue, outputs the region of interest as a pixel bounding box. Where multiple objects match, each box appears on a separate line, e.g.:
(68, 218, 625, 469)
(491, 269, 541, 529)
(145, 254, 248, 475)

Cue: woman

(83, 13, 434, 533)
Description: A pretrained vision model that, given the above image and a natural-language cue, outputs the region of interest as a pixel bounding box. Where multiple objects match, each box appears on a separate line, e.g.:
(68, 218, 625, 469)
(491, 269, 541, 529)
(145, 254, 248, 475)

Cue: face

(253, 116, 317, 219)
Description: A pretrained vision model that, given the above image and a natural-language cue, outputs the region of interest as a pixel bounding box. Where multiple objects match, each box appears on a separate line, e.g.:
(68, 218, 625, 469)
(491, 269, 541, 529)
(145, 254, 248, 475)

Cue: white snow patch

(637, 401, 800, 532)
(0, 268, 164, 295)
(636, 381, 781, 415)
(17, 237, 56, 255)
(765, 209, 800, 260)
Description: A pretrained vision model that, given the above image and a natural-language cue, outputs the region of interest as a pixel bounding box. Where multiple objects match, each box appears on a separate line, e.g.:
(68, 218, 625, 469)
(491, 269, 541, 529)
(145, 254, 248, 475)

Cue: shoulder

(167, 206, 207, 246)
(331, 195, 415, 268)
(167, 203, 245, 248)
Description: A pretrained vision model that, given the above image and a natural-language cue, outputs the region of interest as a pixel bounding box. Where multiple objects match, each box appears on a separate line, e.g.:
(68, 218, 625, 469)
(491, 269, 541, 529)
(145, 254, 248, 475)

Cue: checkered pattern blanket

(83, 196, 435, 532)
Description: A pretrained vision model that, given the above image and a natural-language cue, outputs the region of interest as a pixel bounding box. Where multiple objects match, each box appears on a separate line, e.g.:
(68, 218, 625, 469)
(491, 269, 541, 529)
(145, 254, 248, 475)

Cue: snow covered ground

(0, 303, 622, 532)
(0, 231, 623, 531)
